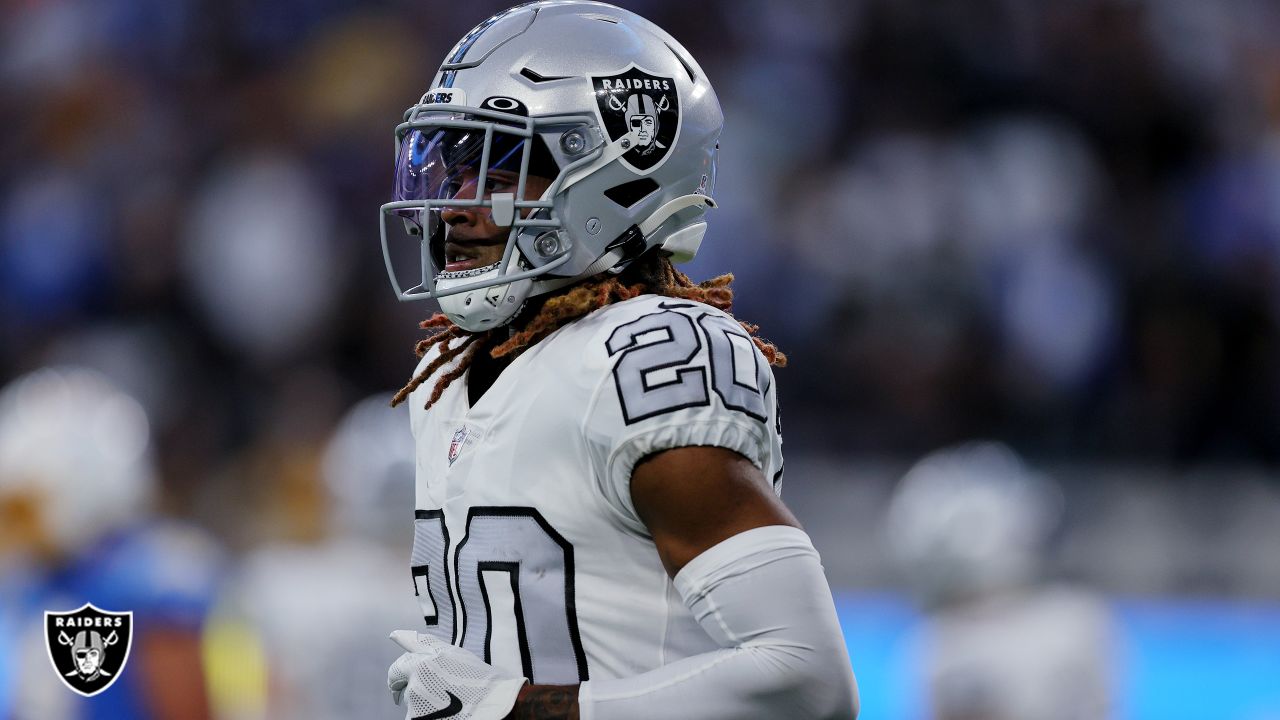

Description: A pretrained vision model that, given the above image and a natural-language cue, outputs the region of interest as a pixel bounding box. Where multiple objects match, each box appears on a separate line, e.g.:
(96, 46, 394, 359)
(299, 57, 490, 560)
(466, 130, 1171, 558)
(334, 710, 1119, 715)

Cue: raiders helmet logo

(45, 603, 133, 697)
(591, 65, 680, 174)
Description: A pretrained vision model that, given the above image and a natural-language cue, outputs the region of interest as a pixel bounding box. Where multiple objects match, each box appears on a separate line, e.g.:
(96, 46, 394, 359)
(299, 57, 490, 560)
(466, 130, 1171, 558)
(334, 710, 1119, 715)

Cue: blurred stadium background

(2, 0, 1279, 718)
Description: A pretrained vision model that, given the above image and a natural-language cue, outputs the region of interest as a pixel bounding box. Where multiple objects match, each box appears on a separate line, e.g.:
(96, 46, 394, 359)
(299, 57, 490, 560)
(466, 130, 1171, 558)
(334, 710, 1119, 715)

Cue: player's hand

(387, 630, 527, 720)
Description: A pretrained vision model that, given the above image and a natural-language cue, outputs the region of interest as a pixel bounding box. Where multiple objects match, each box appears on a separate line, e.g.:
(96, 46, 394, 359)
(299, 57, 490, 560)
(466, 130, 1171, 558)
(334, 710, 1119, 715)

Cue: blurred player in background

(885, 442, 1116, 720)
(207, 393, 421, 720)
(378, 2, 856, 719)
(0, 366, 223, 720)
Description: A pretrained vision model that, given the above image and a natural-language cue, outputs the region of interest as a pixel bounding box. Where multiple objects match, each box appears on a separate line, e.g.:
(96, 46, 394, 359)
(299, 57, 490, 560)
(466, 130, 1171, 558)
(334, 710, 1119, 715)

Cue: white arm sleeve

(579, 526, 859, 720)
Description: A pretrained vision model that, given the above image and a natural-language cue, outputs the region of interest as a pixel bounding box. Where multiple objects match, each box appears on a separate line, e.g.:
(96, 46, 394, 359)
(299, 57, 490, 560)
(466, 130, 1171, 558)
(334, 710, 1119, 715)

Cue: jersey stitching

(607, 417, 770, 475)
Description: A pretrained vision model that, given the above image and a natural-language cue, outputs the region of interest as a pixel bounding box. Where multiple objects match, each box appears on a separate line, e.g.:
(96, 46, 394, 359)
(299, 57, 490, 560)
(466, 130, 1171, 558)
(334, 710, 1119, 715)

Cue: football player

(885, 443, 1115, 720)
(208, 394, 422, 720)
(379, 3, 857, 720)
(0, 366, 222, 720)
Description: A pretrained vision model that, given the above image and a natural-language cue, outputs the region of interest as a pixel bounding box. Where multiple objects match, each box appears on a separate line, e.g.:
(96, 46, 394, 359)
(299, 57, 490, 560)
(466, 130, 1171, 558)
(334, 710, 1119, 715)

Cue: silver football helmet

(0, 366, 156, 556)
(379, 1, 722, 331)
(320, 393, 414, 547)
(884, 442, 1064, 606)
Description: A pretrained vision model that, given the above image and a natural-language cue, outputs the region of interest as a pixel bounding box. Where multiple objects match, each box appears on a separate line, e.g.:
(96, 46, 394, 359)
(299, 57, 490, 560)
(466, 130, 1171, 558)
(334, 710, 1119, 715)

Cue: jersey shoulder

(567, 293, 777, 426)
(570, 295, 783, 527)
(570, 293, 740, 346)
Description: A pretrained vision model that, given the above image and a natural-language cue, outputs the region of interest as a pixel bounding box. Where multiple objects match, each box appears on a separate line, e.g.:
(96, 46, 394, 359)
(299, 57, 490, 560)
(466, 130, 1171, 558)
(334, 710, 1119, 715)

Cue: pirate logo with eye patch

(45, 603, 133, 697)
(591, 65, 680, 174)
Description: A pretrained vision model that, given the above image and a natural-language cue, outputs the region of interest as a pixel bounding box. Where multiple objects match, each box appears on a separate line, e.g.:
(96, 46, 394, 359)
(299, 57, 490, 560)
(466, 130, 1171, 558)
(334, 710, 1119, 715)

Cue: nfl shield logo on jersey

(448, 426, 469, 466)
(45, 603, 133, 697)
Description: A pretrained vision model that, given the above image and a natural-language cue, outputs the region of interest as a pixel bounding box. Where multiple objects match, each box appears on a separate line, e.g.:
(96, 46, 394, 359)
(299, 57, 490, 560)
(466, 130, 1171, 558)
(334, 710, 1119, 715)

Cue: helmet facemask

(379, 100, 604, 330)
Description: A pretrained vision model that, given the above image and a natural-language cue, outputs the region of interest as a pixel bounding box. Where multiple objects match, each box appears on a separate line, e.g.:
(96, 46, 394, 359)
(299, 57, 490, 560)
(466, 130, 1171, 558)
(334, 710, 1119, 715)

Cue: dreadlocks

(391, 251, 787, 410)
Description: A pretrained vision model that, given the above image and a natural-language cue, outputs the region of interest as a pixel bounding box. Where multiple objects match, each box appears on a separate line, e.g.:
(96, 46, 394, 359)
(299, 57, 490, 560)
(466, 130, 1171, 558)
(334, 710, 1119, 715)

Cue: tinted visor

(393, 124, 560, 204)
(394, 128, 522, 203)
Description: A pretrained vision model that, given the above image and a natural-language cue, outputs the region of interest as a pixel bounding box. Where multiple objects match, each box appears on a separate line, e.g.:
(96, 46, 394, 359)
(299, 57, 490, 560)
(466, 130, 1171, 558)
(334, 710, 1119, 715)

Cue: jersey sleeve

(582, 299, 784, 533)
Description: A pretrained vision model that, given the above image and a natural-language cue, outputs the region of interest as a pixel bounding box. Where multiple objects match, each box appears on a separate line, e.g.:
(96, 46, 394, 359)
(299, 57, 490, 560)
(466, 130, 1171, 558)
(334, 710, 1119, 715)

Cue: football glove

(387, 630, 527, 720)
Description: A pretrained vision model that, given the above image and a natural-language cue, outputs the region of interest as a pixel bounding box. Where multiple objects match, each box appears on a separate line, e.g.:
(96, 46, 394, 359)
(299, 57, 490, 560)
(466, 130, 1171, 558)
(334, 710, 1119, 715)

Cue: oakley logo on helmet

(44, 603, 134, 697)
(479, 96, 529, 116)
(592, 65, 680, 173)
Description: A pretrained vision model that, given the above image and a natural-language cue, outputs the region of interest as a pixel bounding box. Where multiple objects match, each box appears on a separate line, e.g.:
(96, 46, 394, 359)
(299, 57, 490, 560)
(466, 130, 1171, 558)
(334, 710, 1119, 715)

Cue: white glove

(387, 630, 527, 720)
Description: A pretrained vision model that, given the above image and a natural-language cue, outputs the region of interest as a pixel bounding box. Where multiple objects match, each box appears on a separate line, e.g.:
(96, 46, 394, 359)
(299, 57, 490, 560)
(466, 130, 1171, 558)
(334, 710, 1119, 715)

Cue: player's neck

(467, 333, 509, 406)
(509, 293, 550, 335)
(466, 293, 557, 405)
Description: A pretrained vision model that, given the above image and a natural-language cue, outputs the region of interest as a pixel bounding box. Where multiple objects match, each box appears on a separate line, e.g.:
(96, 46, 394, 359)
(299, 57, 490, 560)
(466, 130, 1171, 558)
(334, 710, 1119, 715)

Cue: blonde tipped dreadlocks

(391, 252, 786, 410)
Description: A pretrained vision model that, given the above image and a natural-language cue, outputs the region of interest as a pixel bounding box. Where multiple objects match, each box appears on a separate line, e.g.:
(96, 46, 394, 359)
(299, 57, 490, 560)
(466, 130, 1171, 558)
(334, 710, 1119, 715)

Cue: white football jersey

(923, 586, 1115, 720)
(227, 538, 423, 720)
(407, 294, 784, 684)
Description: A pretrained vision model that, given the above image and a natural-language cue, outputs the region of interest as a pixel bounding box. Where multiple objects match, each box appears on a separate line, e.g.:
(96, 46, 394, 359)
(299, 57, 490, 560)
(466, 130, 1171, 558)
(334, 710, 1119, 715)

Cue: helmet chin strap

(436, 250, 532, 331)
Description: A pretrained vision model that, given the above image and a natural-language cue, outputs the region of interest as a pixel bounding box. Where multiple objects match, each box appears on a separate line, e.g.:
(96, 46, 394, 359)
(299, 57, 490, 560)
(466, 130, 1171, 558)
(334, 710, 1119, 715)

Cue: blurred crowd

(3, 0, 1280, 717)
(700, 0, 1280, 462)
(4, 0, 1280, 483)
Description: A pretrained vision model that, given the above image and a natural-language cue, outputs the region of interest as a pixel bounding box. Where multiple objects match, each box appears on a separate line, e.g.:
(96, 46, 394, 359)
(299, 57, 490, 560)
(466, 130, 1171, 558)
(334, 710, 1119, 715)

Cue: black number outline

(410, 563, 435, 619)
(453, 506, 589, 683)
(606, 308, 710, 425)
(412, 509, 455, 639)
(476, 560, 534, 678)
(696, 312, 770, 422)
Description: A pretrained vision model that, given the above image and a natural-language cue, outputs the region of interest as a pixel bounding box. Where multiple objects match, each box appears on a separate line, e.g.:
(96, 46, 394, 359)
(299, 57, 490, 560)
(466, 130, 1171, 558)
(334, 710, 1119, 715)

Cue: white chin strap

(436, 260, 533, 331)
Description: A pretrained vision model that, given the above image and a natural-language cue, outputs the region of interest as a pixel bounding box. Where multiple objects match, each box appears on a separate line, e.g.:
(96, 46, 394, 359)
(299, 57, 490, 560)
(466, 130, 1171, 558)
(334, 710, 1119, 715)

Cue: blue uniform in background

(0, 520, 222, 720)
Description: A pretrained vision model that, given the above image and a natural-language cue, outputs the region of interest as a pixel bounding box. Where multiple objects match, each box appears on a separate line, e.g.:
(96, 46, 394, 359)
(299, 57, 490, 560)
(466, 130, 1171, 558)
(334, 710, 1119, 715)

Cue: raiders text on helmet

(379, 1, 722, 330)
